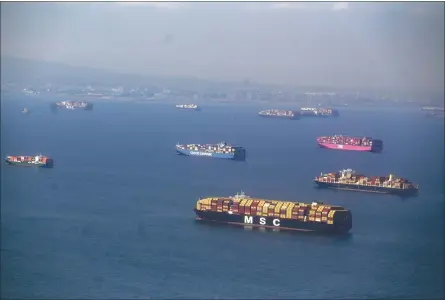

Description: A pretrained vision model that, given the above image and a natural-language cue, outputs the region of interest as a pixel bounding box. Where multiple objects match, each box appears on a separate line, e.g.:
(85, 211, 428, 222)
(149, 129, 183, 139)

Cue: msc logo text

(244, 216, 280, 227)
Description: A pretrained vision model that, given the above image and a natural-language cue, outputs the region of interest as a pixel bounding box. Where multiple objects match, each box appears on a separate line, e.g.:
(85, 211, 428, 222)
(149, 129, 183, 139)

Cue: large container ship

(194, 192, 352, 234)
(51, 101, 93, 110)
(421, 106, 444, 112)
(300, 107, 339, 117)
(258, 109, 300, 120)
(317, 135, 383, 153)
(5, 154, 54, 168)
(314, 169, 419, 195)
(176, 141, 246, 161)
(176, 104, 201, 111)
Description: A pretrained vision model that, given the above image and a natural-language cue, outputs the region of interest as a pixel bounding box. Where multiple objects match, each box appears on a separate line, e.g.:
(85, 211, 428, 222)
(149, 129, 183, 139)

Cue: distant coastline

(2, 56, 443, 109)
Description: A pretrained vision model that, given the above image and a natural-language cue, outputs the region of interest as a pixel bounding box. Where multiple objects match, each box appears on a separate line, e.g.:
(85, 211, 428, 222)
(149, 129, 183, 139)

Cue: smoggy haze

(1, 1, 444, 90)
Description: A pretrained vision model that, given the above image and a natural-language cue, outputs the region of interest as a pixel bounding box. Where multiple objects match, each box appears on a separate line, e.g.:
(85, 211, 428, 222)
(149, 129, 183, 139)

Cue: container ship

(175, 104, 201, 111)
(258, 109, 300, 119)
(51, 101, 93, 110)
(421, 106, 444, 112)
(314, 169, 419, 195)
(5, 154, 54, 168)
(194, 191, 352, 234)
(317, 135, 383, 153)
(176, 141, 246, 161)
(300, 107, 339, 117)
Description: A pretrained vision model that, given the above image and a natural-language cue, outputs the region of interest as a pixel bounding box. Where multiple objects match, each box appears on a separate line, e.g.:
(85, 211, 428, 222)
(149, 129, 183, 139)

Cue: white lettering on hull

(190, 151, 213, 156)
(244, 216, 280, 227)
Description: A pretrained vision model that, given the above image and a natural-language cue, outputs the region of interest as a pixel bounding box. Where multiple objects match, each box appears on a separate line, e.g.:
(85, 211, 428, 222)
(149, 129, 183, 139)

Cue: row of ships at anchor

(174, 104, 339, 118)
(174, 140, 418, 196)
(13, 101, 421, 236)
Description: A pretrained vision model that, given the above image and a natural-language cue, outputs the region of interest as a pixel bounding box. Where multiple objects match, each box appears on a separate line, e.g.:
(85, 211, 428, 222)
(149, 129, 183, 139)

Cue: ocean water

(1, 96, 443, 299)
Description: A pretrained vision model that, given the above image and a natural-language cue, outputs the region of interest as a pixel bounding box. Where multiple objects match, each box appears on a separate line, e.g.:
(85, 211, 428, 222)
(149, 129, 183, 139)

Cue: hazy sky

(1, 1, 444, 89)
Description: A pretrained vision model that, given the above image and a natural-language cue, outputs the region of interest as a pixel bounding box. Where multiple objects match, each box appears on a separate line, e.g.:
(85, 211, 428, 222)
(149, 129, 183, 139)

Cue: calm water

(1, 96, 444, 299)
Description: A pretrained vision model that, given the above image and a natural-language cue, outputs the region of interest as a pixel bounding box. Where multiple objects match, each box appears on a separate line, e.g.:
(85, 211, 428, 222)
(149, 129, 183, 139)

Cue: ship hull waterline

(5, 159, 54, 168)
(259, 114, 300, 120)
(194, 209, 351, 235)
(314, 181, 418, 196)
(318, 142, 383, 153)
(176, 148, 246, 161)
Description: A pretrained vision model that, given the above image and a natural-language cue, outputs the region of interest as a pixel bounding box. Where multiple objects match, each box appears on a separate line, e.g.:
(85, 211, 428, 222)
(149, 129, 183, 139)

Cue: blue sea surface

(1, 96, 444, 299)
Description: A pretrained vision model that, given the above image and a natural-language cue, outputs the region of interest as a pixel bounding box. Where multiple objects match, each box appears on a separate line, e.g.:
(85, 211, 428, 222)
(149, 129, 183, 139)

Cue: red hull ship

(317, 135, 383, 153)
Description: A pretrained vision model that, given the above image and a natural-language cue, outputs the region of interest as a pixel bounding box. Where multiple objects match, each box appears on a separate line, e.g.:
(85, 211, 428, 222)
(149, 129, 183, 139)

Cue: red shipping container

(239, 206, 245, 214)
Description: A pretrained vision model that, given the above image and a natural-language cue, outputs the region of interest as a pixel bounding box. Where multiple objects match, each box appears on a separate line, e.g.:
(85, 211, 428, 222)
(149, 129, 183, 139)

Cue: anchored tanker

(258, 109, 300, 120)
(176, 141, 246, 161)
(5, 154, 54, 168)
(317, 135, 383, 153)
(314, 169, 419, 196)
(194, 192, 352, 234)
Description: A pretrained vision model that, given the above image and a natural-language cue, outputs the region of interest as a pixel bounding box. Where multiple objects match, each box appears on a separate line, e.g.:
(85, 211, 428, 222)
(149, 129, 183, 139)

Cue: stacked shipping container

(196, 196, 348, 226)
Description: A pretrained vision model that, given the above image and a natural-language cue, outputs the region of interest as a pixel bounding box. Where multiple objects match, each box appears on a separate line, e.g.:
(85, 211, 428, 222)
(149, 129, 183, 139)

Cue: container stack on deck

(195, 193, 352, 233)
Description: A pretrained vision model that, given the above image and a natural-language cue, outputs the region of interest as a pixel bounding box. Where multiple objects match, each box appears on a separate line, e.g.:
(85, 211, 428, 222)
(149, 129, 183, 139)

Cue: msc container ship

(317, 135, 383, 153)
(175, 104, 201, 111)
(5, 154, 54, 168)
(51, 101, 93, 110)
(300, 107, 339, 117)
(258, 109, 300, 120)
(176, 141, 246, 161)
(194, 192, 352, 234)
(314, 169, 419, 196)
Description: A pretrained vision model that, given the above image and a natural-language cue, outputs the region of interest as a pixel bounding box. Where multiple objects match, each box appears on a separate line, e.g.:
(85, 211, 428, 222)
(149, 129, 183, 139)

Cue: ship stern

(232, 147, 247, 161)
(44, 158, 54, 168)
(370, 139, 383, 153)
(333, 210, 352, 234)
